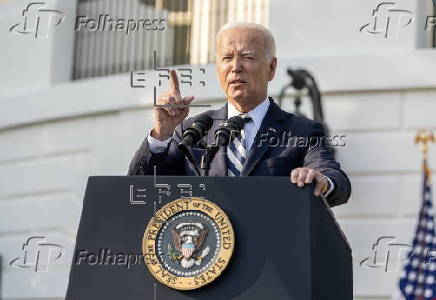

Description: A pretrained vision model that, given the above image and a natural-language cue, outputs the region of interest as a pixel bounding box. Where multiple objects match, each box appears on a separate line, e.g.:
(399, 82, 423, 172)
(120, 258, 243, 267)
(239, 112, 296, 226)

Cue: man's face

(216, 28, 276, 105)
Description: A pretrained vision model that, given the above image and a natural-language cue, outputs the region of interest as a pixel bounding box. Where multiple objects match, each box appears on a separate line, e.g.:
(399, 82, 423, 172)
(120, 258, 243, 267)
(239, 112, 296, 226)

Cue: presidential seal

(142, 197, 234, 290)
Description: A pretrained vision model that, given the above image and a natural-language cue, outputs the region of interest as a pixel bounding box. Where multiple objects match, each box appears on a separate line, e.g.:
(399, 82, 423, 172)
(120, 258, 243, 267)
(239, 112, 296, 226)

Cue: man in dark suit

(128, 22, 351, 207)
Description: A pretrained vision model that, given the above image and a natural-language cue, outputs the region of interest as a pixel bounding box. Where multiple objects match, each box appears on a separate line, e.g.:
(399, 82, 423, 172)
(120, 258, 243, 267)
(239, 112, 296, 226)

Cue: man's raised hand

(151, 70, 195, 141)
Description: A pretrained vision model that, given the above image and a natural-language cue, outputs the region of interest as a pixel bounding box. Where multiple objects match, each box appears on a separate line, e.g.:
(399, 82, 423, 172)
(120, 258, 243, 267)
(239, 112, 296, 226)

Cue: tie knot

(239, 113, 252, 124)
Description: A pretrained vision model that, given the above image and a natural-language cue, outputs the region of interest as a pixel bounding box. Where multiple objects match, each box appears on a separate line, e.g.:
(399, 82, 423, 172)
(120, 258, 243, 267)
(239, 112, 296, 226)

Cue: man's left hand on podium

(290, 167, 332, 197)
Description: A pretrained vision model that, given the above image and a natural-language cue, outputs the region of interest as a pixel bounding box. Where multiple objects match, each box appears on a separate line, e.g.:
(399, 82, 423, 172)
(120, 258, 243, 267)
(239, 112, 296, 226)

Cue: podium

(66, 176, 352, 300)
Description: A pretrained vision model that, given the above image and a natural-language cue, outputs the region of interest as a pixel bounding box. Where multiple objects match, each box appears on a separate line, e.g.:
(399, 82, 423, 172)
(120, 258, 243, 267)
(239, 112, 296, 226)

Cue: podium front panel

(66, 176, 352, 300)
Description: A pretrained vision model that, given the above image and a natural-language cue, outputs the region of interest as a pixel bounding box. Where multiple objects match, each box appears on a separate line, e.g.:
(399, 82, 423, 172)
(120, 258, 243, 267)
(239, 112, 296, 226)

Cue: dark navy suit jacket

(128, 98, 351, 207)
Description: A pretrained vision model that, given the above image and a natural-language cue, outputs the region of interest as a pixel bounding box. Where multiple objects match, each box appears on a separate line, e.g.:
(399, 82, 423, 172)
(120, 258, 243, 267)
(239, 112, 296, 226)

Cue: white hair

(215, 22, 276, 61)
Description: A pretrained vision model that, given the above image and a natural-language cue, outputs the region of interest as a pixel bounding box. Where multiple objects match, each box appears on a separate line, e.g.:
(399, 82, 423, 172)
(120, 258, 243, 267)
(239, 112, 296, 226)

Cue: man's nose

(230, 57, 242, 73)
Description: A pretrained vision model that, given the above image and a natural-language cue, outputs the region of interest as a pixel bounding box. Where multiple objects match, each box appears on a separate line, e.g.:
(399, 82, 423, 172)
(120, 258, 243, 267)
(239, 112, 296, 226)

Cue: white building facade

(1, 0, 436, 299)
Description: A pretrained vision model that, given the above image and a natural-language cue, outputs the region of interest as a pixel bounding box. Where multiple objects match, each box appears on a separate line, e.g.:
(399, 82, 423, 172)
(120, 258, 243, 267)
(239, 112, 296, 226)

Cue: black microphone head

(214, 116, 246, 146)
(180, 114, 213, 149)
(190, 114, 213, 140)
(226, 115, 245, 131)
(193, 114, 213, 131)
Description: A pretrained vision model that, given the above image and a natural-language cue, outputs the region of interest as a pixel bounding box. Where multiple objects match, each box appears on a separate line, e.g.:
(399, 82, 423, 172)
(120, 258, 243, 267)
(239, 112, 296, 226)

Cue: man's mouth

(229, 79, 247, 85)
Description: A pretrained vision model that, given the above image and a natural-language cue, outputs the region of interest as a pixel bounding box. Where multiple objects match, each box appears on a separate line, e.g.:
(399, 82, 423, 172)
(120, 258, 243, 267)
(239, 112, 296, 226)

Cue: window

(73, 0, 269, 80)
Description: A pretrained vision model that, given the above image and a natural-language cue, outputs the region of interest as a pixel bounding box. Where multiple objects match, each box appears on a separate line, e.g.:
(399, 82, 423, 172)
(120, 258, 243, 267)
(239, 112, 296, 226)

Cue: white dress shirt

(227, 97, 270, 151)
(146, 98, 335, 197)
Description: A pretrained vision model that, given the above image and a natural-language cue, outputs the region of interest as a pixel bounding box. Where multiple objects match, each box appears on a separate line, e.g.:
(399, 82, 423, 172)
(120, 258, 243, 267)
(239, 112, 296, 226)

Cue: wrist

(322, 175, 334, 198)
(150, 127, 173, 141)
(323, 178, 330, 193)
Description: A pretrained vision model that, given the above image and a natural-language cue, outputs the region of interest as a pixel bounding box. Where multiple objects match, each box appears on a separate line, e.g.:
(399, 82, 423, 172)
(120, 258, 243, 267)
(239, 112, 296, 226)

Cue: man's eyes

(222, 56, 254, 61)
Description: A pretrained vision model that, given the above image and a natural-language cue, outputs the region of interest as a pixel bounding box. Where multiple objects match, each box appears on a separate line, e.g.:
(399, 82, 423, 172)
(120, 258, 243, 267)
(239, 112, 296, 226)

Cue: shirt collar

(227, 97, 270, 127)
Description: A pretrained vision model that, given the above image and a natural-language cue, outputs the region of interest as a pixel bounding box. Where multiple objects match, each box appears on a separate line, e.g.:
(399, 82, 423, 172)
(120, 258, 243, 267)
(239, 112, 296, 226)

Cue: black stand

(200, 145, 220, 176)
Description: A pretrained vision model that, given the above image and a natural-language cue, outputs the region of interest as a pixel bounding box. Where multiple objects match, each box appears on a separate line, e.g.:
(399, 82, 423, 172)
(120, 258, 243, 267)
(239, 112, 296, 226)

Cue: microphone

(214, 116, 246, 147)
(178, 115, 213, 176)
(200, 116, 246, 176)
(178, 115, 213, 149)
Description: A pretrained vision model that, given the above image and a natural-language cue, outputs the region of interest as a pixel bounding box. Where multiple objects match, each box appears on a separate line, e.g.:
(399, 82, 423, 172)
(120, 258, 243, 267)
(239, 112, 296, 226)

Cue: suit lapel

(240, 98, 289, 176)
(205, 103, 228, 176)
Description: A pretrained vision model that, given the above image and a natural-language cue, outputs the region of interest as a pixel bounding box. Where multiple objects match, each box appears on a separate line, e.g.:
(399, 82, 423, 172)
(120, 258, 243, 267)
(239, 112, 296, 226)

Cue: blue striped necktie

(227, 113, 252, 176)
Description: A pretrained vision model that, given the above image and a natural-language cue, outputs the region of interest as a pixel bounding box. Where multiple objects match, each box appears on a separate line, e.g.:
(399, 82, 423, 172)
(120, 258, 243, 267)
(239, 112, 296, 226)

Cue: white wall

(0, 0, 77, 98)
(269, 0, 433, 58)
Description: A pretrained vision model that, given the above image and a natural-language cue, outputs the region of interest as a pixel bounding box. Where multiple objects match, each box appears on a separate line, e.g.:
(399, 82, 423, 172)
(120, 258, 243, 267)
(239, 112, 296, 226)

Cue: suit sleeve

(302, 122, 352, 207)
(127, 123, 186, 176)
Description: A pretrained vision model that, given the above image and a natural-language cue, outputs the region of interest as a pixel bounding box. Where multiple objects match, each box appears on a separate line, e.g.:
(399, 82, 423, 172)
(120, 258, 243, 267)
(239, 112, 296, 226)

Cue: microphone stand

(178, 143, 202, 176)
(200, 143, 220, 176)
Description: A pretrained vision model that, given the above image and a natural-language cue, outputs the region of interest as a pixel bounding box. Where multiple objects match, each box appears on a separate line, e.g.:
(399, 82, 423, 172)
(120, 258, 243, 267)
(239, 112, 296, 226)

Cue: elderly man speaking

(128, 22, 351, 207)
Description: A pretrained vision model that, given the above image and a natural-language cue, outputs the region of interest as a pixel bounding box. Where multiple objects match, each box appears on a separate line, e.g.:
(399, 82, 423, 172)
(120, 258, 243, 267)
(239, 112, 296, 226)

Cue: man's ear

(268, 57, 277, 81)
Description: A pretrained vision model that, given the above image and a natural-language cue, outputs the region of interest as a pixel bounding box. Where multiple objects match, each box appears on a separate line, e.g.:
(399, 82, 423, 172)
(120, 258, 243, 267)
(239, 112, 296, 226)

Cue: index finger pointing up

(169, 69, 180, 93)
